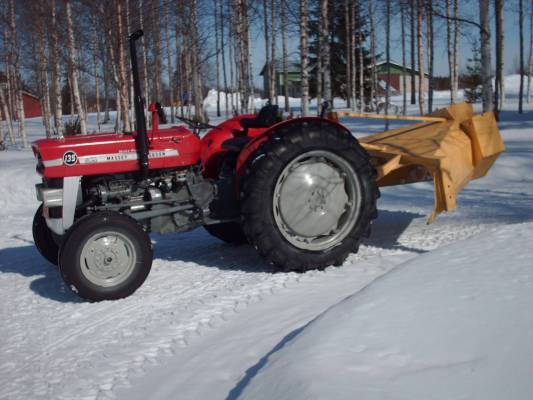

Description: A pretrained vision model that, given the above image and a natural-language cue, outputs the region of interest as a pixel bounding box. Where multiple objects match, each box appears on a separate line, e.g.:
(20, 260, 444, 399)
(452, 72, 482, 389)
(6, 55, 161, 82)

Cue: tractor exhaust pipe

(129, 30, 149, 180)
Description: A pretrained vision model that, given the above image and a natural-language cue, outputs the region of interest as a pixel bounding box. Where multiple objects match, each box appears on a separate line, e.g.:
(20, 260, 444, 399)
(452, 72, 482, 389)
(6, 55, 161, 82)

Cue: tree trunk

(300, 0, 309, 116)
(519, 0, 524, 113)
(426, 0, 434, 113)
(8, 0, 27, 146)
(401, 1, 407, 114)
(165, 1, 175, 122)
(351, 1, 357, 110)
(263, 0, 271, 102)
(66, 0, 87, 134)
(410, 0, 417, 105)
(37, 2, 52, 137)
(479, 0, 493, 112)
(344, 0, 352, 109)
(369, 0, 377, 110)
(446, 0, 455, 103)
(215, 0, 221, 117)
(356, 0, 363, 111)
(385, 0, 391, 125)
(49, 0, 63, 137)
(191, 0, 205, 121)
(524, 0, 533, 104)
(139, 0, 150, 109)
(453, 0, 460, 102)
(115, 0, 131, 131)
(494, 0, 503, 114)
(220, 0, 229, 116)
(92, 22, 101, 131)
(270, 0, 277, 104)
(281, 0, 290, 111)
(0, 88, 15, 145)
(152, 0, 162, 102)
(321, 0, 332, 108)
(417, 0, 425, 115)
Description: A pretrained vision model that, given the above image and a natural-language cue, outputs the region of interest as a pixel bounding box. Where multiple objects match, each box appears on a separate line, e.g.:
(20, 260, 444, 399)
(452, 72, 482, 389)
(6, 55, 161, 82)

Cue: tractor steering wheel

(176, 116, 219, 131)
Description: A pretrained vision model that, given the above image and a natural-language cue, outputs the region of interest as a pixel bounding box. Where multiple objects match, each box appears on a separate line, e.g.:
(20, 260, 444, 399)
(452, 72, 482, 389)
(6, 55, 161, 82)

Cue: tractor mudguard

(234, 117, 353, 182)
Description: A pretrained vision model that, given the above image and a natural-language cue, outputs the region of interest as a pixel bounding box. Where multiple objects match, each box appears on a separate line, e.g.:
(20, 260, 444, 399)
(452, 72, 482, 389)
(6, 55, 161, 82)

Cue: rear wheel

(59, 212, 153, 301)
(241, 120, 379, 271)
(32, 204, 59, 265)
(204, 222, 247, 244)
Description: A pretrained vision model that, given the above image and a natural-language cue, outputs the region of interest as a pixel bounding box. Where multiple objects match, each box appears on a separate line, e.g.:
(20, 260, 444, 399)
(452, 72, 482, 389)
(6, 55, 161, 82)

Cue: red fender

(235, 117, 353, 182)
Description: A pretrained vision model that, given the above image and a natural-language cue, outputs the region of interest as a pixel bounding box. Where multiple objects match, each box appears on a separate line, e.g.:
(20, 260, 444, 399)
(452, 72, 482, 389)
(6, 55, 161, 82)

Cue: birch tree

(215, 0, 221, 117)
(270, 0, 277, 104)
(519, 0, 525, 113)
(344, 0, 352, 109)
(369, 0, 377, 110)
(35, 2, 52, 137)
(446, 0, 456, 103)
(220, 0, 229, 116)
(165, 1, 175, 122)
(410, 0, 417, 105)
(417, 0, 426, 115)
(350, 1, 357, 110)
(524, 0, 533, 104)
(66, 0, 87, 134)
(426, 0, 434, 113)
(385, 0, 391, 123)
(479, 0, 493, 112)
(281, 0, 289, 111)
(300, 0, 310, 116)
(320, 0, 332, 108)
(8, 0, 27, 146)
(401, 1, 407, 114)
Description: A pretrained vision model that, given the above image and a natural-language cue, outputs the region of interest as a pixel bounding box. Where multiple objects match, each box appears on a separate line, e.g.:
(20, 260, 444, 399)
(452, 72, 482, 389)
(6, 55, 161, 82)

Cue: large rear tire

(59, 212, 153, 301)
(241, 120, 379, 272)
(32, 205, 59, 265)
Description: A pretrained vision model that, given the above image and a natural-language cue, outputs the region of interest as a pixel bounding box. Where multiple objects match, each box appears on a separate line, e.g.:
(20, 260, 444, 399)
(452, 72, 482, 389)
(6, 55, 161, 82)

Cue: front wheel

(32, 204, 60, 265)
(59, 212, 153, 301)
(241, 120, 379, 271)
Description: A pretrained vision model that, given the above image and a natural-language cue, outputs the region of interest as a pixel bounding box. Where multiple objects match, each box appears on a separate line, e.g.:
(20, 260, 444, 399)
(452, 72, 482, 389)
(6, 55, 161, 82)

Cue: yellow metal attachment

(331, 103, 505, 223)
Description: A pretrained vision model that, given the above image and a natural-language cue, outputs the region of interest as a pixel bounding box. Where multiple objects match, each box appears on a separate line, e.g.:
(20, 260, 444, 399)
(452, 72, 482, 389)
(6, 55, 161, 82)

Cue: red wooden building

(21, 91, 42, 118)
(1, 72, 42, 120)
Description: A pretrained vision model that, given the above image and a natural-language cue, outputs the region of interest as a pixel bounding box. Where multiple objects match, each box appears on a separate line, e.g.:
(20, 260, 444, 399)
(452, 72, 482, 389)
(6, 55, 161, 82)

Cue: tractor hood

(32, 127, 202, 178)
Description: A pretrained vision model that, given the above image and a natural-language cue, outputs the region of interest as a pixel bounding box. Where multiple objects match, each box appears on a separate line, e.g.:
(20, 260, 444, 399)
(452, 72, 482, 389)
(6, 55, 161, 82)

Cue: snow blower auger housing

(30, 30, 504, 301)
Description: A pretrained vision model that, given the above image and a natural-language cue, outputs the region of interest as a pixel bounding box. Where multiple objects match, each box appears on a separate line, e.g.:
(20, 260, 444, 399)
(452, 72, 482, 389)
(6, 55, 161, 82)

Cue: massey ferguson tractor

(31, 31, 505, 301)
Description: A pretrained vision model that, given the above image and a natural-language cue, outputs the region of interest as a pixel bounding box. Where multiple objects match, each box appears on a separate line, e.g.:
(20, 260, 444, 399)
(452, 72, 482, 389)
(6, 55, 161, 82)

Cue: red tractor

(31, 31, 503, 301)
(31, 30, 377, 301)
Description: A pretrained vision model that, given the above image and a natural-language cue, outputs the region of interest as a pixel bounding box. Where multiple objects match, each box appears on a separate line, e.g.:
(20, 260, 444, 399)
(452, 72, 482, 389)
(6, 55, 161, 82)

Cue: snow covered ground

(236, 223, 533, 400)
(0, 91, 532, 399)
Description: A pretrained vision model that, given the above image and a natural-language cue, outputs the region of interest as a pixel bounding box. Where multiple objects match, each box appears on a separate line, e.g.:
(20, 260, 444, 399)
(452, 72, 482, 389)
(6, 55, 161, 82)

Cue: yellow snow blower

(329, 102, 505, 223)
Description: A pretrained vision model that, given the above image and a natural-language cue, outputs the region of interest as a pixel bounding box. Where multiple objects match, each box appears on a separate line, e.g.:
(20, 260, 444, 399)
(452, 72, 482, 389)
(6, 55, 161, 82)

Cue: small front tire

(32, 204, 60, 266)
(59, 212, 153, 301)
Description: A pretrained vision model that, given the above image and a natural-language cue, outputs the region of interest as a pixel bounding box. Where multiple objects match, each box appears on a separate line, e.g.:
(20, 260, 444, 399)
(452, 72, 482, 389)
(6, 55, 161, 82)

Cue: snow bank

(237, 223, 533, 400)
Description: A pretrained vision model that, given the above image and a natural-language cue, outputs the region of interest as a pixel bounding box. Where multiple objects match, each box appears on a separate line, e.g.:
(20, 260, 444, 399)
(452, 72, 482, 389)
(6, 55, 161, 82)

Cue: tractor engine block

(83, 169, 215, 234)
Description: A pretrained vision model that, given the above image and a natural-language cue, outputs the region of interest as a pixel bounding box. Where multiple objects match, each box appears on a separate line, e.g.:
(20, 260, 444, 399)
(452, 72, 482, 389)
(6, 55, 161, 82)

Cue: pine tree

(307, 1, 370, 102)
(463, 42, 483, 103)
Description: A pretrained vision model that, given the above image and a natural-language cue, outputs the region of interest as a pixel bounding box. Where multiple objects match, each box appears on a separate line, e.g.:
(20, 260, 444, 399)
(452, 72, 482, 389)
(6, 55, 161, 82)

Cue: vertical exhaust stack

(129, 30, 149, 180)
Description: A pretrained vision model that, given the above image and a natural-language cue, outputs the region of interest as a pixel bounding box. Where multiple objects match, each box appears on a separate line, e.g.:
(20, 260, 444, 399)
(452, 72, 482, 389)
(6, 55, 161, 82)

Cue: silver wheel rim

(273, 150, 362, 251)
(80, 231, 137, 287)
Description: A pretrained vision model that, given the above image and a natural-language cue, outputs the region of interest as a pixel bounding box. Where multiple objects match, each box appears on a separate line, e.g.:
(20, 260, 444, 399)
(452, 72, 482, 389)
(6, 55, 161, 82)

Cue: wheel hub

(273, 151, 362, 251)
(80, 232, 136, 287)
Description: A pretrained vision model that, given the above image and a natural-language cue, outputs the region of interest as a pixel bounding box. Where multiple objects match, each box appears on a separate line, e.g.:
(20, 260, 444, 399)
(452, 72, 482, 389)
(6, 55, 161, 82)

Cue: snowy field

(0, 90, 532, 399)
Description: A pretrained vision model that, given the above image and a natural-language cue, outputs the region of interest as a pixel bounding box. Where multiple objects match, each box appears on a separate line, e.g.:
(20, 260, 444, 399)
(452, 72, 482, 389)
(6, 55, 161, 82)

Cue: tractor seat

(240, 104, 280, 129)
